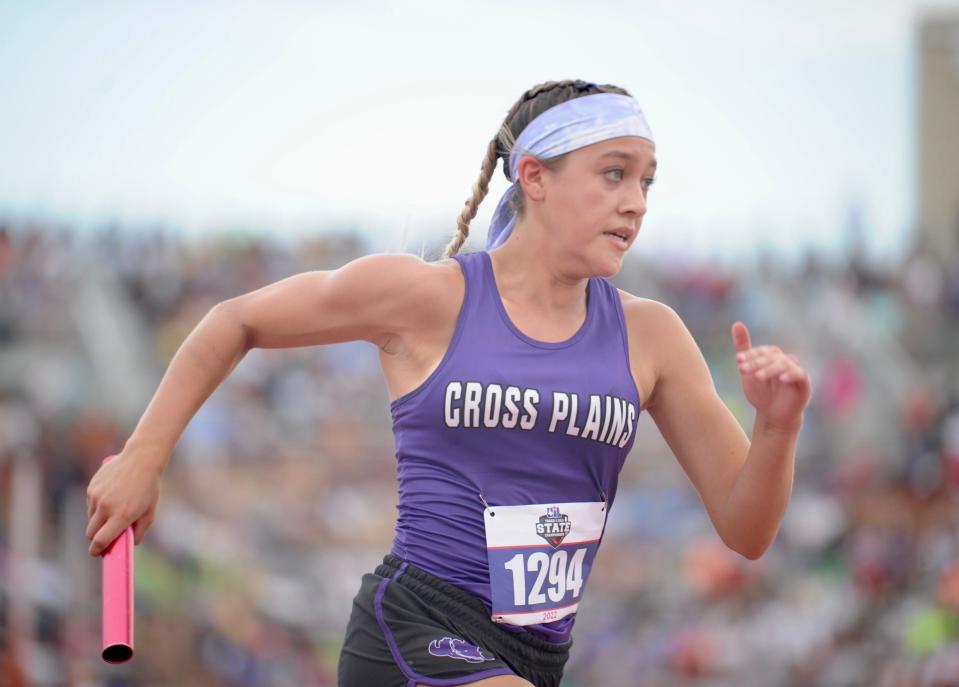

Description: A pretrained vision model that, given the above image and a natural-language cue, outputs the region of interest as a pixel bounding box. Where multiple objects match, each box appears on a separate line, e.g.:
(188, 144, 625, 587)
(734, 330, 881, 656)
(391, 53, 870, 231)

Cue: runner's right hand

(85, 449, 162, 556)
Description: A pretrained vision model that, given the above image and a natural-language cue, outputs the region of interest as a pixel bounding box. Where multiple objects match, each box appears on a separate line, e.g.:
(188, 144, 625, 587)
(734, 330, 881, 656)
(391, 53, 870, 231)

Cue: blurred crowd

(1, 220, 958, 686)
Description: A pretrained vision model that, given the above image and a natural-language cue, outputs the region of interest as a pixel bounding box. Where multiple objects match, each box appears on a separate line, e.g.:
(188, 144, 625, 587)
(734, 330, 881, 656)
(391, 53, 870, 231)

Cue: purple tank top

(389, 250, 641, 642)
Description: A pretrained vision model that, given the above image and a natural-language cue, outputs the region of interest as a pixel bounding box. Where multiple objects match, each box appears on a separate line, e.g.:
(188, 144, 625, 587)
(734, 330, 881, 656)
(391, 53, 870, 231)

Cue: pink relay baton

(100, 455, 134, 663)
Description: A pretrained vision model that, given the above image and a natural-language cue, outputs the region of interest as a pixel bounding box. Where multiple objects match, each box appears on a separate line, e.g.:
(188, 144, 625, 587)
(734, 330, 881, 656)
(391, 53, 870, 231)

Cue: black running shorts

(337, 554, 571, 687)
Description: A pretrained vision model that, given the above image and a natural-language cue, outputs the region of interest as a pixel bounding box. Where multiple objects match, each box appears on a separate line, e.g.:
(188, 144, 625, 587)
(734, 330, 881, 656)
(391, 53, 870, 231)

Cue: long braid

(441, 79, 626, 259)
(440, 82, 546, 260)
(442, 137, 497, 259)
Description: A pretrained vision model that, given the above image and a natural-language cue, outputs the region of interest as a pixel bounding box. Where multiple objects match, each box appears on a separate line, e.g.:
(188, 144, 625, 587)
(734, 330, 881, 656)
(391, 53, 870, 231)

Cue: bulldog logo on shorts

(536, 506, 572, 548)
(428, 637, 495, 663)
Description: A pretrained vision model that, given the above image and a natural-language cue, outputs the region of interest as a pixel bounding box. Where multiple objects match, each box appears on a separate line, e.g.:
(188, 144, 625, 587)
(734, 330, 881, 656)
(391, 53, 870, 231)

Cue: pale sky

(2, 0, 957, 263)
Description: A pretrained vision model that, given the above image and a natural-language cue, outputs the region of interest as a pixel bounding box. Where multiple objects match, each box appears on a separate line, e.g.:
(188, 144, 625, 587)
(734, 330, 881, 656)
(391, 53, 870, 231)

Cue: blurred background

(2, 1, 959, 685)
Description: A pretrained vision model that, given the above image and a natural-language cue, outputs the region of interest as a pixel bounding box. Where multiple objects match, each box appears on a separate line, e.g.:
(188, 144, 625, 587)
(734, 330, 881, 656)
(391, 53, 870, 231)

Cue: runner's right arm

(85, 253, 441, 555)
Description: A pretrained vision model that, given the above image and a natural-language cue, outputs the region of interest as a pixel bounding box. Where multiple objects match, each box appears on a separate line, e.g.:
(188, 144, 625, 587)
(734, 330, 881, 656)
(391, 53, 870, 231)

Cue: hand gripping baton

(100, 455, 134, 663)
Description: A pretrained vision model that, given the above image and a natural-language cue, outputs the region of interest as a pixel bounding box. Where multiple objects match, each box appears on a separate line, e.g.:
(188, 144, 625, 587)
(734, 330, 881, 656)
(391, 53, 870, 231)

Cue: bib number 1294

(503, 547, 586, 605)
(484, 502, 606, 626)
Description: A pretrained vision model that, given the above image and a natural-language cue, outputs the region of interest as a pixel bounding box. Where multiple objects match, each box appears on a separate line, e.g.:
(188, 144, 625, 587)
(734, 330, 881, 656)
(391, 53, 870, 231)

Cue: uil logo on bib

(536, 507, 571, 548)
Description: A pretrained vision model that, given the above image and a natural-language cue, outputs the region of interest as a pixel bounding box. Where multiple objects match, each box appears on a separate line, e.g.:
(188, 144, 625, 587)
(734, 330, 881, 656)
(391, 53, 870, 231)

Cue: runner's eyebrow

(598, 151, 657, 172)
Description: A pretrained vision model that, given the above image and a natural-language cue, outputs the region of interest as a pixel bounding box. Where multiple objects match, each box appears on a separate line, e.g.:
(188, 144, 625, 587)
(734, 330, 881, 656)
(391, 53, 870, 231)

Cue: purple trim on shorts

(372, 564, 516, 687)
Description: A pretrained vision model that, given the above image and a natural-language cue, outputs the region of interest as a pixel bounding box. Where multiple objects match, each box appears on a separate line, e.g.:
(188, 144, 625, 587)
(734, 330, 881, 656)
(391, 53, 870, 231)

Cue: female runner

(85, 79, 812, 687)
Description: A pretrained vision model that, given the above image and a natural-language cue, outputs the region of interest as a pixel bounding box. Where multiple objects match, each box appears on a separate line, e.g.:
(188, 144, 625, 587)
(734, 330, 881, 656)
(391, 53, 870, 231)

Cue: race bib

(484, 502, 606, 626)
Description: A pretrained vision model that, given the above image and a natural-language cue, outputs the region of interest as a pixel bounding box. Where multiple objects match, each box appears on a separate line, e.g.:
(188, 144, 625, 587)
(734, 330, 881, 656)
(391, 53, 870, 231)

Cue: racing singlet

(389, 250, 642, 643)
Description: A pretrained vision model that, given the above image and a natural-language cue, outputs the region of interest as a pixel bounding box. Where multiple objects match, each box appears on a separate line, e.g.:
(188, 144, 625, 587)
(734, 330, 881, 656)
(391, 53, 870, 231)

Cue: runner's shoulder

(616, 288, 678, 325)
(342, 251, 464, 328)
(615, 289, 692, 353)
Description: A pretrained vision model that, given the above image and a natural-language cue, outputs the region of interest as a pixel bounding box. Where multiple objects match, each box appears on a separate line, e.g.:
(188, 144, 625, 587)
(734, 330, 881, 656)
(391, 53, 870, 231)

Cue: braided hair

(441, 80, 631, 259)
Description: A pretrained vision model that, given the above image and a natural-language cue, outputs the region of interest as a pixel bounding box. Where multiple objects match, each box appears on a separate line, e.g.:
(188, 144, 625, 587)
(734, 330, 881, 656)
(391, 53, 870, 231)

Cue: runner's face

(540, 136, 656, 277)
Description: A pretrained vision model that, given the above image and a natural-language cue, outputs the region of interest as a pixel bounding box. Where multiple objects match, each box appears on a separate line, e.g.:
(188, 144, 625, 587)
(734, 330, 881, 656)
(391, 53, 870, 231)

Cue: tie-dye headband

(486, 92, 655, 251)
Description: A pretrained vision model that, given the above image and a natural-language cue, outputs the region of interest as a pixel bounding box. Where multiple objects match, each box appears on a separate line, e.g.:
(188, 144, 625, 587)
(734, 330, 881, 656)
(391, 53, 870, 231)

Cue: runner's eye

(604, 168, 624, 182)
(642, 176, 656, 191)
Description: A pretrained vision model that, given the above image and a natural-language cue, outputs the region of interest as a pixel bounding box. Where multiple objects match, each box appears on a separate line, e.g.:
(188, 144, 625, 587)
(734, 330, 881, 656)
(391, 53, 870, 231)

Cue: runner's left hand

(732, 321, 811, 428)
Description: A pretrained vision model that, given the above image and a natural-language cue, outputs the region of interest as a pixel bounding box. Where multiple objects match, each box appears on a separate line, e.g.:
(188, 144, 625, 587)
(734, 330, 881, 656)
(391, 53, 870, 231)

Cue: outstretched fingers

(731, 321, 752, 353)
(736, 345, 782, 370)
(755, 357, 793, 380)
